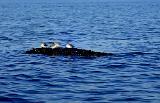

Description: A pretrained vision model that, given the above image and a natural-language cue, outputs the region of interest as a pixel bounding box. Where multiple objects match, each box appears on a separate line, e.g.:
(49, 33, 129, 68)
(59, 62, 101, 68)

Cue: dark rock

(26, 48, 112, 57)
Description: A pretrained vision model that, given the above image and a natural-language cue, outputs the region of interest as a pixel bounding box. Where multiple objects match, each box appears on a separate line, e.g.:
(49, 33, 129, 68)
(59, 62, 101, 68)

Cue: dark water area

(0, 0, 160, 103)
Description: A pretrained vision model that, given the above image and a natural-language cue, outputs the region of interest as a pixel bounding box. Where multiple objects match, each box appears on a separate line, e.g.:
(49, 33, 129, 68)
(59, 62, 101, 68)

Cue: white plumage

(66, 42, 74, 48)
(50, 42, 61, 49)
(40, 42, 47, 48)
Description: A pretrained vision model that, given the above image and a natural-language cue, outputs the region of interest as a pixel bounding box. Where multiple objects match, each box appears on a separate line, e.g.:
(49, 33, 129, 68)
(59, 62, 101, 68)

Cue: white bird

(50, 42, 61, 49)
(66, 41, 74, 48)
(40, 42, 47, 48)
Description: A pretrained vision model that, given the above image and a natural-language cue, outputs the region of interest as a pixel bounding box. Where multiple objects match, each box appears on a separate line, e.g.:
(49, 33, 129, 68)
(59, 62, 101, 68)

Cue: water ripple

(0, 1, 160, 103)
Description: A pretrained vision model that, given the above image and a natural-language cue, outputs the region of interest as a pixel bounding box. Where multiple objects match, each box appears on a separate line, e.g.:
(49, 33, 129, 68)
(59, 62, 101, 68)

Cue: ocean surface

(0, 0, 160, 103)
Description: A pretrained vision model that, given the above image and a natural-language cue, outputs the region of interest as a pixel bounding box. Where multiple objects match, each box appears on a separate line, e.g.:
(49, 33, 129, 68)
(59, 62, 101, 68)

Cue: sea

(0, 0, 160, 103)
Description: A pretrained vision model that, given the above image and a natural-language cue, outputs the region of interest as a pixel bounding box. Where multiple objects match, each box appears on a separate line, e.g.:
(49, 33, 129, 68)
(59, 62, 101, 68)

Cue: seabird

(66, 41, 74, 48)
(50, 42, 61, 49)
(40, 42, 47, 48)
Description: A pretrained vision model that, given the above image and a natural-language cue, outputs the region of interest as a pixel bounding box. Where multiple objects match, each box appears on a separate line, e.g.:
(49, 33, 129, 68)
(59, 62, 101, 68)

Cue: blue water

(0, 0, 160, 103)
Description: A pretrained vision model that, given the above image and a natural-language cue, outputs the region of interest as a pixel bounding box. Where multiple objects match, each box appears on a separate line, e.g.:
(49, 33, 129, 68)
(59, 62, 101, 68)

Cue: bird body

(50, 42, 61, 49)
(40, 42, 47, 48)
(66, 42, 74, 48)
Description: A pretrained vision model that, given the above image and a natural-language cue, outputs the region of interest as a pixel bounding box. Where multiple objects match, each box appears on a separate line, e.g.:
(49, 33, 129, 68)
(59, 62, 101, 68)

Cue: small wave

(0, 96, 13, 102)
(59, 31, 70, 35)
(0, 36, 13, 41)
(0, 96, 34, 103)
(83, 96, 104, 101)
(13, 74, 32, 79)
(110, 97, 142, 102)
(114, 52, 156, 57)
